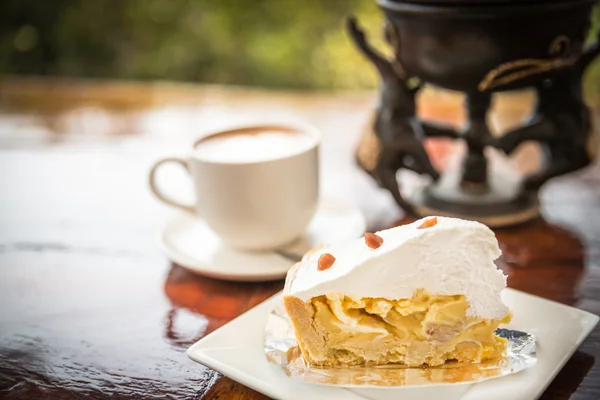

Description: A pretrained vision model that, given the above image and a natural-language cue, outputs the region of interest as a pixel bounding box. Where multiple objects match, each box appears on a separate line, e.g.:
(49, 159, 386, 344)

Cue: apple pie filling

(288, 289, 511, 367)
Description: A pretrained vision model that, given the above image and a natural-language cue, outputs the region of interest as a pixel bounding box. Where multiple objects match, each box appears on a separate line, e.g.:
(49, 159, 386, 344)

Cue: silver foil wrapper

(264, 300, 537, 387)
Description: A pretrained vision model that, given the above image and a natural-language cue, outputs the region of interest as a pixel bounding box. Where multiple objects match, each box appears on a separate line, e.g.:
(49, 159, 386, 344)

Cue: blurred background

(1, 0, 599, 101)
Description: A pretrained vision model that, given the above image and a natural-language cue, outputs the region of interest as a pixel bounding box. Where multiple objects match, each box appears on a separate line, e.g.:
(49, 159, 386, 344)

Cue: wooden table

(0, 77, 599, 400)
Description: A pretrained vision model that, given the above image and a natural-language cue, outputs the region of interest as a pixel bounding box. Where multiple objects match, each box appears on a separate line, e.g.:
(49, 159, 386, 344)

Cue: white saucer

(158, 197, 366, 281)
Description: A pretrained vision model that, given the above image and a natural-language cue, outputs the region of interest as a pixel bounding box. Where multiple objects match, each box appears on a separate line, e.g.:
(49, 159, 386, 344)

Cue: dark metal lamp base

(410, 172, 539, 227)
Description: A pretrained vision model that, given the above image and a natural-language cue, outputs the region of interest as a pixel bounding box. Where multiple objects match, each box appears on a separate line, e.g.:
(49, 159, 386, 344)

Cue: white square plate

(187, 289, 598, 400)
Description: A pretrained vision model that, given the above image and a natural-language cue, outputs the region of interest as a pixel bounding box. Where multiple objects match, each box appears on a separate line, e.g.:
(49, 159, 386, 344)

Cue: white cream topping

(284, 216, 509, 319)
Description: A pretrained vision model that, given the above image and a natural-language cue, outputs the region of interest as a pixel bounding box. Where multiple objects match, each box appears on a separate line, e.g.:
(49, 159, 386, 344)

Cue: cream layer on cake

(285, 216, 508, 319)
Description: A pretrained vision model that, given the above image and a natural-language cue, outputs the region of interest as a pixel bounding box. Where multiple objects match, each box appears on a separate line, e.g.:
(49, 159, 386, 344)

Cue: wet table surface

(0, 77, 599, 400)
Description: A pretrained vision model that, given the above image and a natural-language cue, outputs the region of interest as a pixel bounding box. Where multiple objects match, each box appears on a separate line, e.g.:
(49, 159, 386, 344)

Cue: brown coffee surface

(194, 126, 315, 163)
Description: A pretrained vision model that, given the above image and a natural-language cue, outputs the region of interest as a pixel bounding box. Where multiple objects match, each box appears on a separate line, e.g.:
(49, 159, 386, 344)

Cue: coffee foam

(194, 127, 316, 163)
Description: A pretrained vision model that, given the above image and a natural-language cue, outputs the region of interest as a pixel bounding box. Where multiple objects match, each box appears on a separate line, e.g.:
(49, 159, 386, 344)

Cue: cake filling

(304, 289, 510, 367)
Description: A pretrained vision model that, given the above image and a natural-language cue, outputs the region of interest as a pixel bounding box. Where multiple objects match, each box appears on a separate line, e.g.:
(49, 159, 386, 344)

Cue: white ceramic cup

(149, 123, 320, 250)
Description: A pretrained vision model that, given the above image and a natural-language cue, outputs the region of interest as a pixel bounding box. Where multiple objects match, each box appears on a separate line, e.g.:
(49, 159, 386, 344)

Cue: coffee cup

(149, 123, 320, 250)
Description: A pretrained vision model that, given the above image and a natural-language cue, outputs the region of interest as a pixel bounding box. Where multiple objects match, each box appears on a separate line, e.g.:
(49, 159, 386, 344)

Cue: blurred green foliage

(585, 3, 600, 102)
(0, 0, 599, 94)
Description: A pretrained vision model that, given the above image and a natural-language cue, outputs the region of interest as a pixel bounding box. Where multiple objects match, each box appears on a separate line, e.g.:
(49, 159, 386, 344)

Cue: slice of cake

(283, 216, 511, 367)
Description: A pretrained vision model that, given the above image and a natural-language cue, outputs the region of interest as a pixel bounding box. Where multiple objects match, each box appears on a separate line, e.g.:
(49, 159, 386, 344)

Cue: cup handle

(149, 157, 195, 214)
